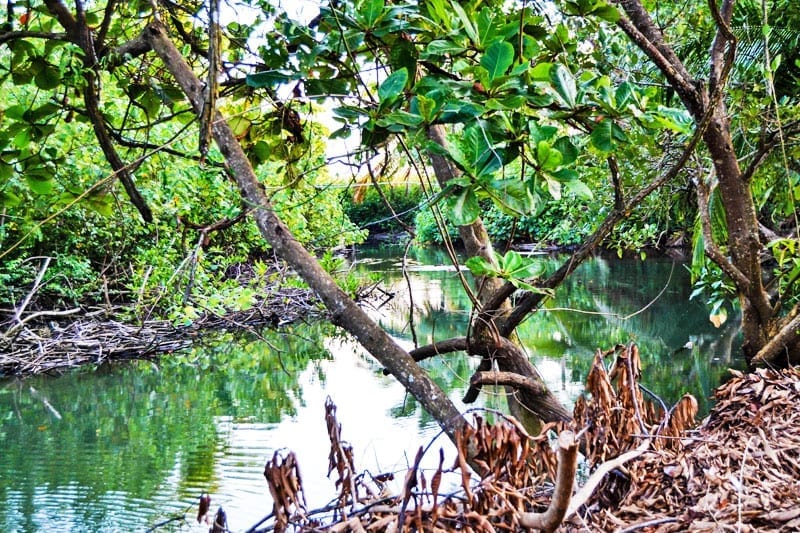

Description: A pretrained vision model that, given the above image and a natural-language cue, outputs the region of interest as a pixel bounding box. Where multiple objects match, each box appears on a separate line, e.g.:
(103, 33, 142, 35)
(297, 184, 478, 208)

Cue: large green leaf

(480, 41, 514, 82)
(378, 68, 408, 102)
(26, 174, 54, 195)
(590, 118, 628, 152)
(445, 186, 481, 225)
(550, 64, 577, 108)
(536, 140, 563, 171)
(358, 0, 385, 28)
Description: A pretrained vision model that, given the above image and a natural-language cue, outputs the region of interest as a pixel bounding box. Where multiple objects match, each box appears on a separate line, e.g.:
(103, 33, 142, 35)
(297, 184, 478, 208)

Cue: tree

(1, 0, 798, 451)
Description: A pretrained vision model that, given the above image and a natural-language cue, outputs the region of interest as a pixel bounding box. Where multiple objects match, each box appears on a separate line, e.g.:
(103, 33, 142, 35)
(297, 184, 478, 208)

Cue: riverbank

(0, 285, 321, 377)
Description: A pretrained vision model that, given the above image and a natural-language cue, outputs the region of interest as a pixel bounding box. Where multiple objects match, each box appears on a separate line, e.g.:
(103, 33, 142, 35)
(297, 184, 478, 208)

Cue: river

(0, 245, 744, 532)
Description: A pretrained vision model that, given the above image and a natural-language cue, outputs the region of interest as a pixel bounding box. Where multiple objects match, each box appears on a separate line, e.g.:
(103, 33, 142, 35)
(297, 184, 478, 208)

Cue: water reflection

(0, 246, 745, 531)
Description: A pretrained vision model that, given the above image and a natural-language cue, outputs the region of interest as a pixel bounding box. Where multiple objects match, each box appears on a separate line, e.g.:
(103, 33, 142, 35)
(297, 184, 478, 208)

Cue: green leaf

(480, 41, 514, 82)
(445, 186, 481, 225)
(590, 118, 627, 152)
(565, 179, 593, 200)
(359, 0, 385, 27)
(378, 68, 408, 102)
(465, 256, 497, 277)
(228, 117, 251, 138)
(377, 110, 424, 128)
(305, 78, 351, 96)
(26, 174, 54, 195)
(550, 64, 577, 108)
(424, 40, 466, 56)
(34, 65, 61, 90)
(554, 137, 578, 165)
(530, 62, 552, 81)
(450, 0, 478, 44)
(592, 4, 620, 22)
(0, 190, 20, 207)
(246, 71, 294, 88)
(536, 140, 563, 171)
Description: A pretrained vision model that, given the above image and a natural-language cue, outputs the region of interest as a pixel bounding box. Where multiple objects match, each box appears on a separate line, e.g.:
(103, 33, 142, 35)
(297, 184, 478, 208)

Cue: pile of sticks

(0, 286, 320, 377)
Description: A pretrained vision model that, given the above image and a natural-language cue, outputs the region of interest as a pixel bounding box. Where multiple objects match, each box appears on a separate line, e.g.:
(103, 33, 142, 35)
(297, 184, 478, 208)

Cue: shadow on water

(0, 245, 745, 531)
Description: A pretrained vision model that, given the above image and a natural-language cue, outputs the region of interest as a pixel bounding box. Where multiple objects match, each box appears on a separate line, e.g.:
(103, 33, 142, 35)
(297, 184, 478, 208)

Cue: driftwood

(0, 286, 320, 377)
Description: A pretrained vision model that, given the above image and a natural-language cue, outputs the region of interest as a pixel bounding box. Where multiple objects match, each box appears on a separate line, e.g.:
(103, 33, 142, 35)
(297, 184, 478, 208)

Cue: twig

(617, 517, 680, 533)
(565, 438, 652, 519)
(13, 256, 52, 323)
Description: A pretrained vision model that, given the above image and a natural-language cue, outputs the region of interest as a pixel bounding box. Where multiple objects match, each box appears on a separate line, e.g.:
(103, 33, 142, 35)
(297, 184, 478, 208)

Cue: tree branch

(613, 0, 700, 112)
(469, 370, 549, 397)
(751, 310, 800, 365)
(519, 430, 578, 532)
(143, 19, 468, 442)
(0, 30, 69, 45)
(693, 176, 751, 292)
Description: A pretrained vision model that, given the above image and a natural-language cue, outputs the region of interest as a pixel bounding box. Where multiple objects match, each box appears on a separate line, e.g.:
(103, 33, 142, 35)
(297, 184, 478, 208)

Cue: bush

(342, 184, 423, 235)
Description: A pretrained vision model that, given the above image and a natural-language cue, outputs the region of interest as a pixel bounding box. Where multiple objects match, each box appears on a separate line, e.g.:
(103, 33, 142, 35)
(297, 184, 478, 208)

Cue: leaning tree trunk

(141, 20, 469, 442)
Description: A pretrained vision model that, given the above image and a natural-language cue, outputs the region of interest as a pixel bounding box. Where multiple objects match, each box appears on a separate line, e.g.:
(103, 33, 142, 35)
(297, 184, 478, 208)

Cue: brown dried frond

(325, 396, 359, 512)
(264, 450, 307, 532)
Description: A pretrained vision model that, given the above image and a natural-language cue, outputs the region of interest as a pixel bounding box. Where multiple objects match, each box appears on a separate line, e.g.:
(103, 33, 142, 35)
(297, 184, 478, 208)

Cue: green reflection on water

(0, 246, 746, 532)
(0, 322, 335, 532)
(351, 245, 745, 414)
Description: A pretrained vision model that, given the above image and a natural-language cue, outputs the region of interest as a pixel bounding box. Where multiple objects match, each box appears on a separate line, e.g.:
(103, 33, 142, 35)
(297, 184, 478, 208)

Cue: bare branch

(693, 176, 751, 292)
(751, 310, 800, 366)
(469, 370, 549, 396)
(519, 430, 578, 532)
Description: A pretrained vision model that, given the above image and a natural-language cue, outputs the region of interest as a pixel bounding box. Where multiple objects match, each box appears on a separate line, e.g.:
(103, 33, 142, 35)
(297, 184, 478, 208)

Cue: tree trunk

(142, 20, 468, 442)
(426, 126, 571, 430)
(614, 0, 787, 366)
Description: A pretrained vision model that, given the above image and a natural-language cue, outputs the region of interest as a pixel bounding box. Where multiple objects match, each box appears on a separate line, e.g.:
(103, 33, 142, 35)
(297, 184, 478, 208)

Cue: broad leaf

(378, 68, 408, 102)
(424, 40, 466, 56)
(480, 41, 514, 82)
(590, 118, 627, 152)
(26, 174, 54, 195)
(550, 64, 577, 108)
(465, 256, 497, 277)
(445, 186, 481, 225)
(358, 0, 385, 28)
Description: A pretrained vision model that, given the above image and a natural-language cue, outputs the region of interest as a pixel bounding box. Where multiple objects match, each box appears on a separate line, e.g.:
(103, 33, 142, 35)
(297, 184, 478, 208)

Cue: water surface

(0, 246, 744, 531)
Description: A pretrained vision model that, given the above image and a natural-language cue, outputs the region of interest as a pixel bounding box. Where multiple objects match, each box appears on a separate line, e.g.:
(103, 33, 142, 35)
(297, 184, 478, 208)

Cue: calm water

(0, 246, 744, 532)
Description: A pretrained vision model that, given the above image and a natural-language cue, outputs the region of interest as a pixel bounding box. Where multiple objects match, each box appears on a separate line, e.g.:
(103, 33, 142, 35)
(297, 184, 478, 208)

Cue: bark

(43, 0, 153, 223)
(614, 0, 784, 365)
(519, 430, 578, 532)
(426, 125, 570, 430)
(142, 20, 467, 441)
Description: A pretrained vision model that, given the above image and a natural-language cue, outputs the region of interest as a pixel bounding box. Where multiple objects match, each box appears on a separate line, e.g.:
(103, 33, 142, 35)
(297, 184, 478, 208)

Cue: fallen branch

(565, 438, 651, 519)
(11, 256, 52, 323)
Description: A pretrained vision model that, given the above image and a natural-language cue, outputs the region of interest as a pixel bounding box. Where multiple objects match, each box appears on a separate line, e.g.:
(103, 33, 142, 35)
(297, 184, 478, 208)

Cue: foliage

(342, 183, 424, 236)
(465, 250, 547, 292)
